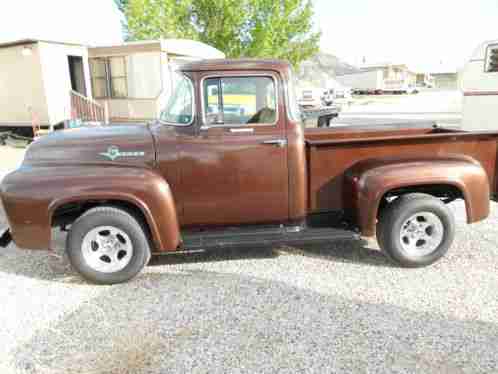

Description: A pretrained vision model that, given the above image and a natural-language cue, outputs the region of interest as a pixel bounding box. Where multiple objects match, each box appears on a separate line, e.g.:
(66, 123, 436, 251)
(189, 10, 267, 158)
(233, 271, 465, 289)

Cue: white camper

(461, 39, 498, 131)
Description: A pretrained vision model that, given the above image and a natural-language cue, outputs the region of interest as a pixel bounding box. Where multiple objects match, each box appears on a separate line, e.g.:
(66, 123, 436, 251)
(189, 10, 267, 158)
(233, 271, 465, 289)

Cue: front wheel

(377, 194, 455, 267)
(67, 206, 151, 284)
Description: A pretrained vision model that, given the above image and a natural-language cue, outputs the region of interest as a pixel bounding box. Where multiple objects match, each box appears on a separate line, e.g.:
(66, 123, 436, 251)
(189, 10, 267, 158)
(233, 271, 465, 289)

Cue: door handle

(261, 139, 287, 148)
(230, 128, 254, 133)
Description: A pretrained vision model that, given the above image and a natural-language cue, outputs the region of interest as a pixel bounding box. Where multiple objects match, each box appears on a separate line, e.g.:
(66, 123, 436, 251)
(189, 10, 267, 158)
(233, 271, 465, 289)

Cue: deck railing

(70, 90, 107, 123)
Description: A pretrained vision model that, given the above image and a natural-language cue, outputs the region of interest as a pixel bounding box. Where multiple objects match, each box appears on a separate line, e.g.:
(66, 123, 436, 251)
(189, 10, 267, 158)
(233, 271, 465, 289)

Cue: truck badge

(100, 146, 145, 161)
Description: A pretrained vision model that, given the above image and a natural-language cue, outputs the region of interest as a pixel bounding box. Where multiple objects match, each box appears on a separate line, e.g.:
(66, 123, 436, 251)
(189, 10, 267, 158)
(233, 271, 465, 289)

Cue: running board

(182, 226, 358, 250)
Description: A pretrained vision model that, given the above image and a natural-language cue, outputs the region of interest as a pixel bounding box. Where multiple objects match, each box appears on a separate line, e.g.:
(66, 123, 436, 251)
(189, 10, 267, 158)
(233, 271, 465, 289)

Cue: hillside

(296, 52, 359, 87)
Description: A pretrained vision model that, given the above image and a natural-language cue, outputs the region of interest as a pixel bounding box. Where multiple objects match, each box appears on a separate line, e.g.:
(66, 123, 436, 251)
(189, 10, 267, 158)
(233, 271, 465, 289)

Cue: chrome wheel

(81, 226, 133, 273)
(399, 212, 444, 257)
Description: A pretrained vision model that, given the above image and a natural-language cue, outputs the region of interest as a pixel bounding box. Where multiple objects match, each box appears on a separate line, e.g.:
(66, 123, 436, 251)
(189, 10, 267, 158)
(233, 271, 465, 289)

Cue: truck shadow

(149, 238, 394, 268)
(0, 236, 393, 284)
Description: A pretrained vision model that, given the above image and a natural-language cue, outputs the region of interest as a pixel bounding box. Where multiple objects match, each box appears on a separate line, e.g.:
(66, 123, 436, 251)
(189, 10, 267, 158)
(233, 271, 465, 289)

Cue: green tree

(125, 0, 321, 66)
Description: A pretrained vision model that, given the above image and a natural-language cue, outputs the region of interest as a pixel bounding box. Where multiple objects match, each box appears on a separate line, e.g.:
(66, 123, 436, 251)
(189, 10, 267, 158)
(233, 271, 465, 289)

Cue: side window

(203, 76, 277, 126)
(204, 78, 223, 125)
(486, 45, 498, 73)
(159, 72, 194, 126)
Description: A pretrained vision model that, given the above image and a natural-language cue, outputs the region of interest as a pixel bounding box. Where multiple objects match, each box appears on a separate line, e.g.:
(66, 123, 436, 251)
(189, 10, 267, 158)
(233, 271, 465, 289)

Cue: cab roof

(180, 58, 291, 72)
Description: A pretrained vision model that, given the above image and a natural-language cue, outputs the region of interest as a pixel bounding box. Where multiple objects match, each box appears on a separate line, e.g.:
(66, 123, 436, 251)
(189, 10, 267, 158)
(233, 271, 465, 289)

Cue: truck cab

(154, 60, 303, 227)
(1, 59, 497, 284)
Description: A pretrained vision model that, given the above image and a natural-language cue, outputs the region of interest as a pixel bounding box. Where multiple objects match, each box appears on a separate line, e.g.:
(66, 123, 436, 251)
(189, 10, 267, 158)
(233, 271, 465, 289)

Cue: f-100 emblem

(100, 146, 145, 161)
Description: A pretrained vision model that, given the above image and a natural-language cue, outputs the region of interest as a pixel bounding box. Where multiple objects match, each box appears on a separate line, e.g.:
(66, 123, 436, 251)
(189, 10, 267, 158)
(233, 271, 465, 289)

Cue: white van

(461, 40, 498, 130)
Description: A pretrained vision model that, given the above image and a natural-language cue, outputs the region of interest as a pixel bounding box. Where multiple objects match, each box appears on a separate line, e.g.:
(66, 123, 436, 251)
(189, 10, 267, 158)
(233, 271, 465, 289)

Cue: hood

(23, 125, 156, 167)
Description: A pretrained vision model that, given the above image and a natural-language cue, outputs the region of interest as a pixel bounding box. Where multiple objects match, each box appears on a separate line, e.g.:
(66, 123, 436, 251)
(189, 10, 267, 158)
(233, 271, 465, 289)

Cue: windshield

(160, 72, 194, 125)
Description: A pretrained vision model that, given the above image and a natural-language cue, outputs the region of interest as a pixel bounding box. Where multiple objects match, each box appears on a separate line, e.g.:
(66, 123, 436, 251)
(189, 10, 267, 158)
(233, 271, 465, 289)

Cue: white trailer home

(0, 39, 93, 131)
(336, 70, 384, 94)
(0, 38, 225, 132)
(461, 39, 498, 130)
(336, 63, 418, 95)
(88, 39, 224, 122)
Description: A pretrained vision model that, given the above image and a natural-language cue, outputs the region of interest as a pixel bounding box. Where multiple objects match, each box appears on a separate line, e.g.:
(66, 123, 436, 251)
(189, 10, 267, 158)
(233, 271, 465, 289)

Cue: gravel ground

(1, 201, 498, 373)
(0, 146, 25, 180)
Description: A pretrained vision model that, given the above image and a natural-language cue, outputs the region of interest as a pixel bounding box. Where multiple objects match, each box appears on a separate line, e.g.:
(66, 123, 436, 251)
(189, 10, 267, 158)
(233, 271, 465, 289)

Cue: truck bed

(304, 123, 498, 213)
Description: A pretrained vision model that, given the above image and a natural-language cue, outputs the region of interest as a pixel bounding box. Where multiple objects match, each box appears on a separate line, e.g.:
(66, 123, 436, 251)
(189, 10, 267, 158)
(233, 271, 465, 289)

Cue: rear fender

(344, 156, 490, 237)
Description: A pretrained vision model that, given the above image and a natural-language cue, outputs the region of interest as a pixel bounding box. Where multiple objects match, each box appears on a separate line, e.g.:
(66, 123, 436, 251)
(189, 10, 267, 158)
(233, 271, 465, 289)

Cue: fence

(70, 90, 107, 123)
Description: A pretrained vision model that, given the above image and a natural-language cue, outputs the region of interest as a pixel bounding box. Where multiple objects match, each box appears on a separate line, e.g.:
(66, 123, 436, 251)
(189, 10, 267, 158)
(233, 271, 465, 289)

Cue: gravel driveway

(1, 201, 498, 373)
(0, 146, 25, 182)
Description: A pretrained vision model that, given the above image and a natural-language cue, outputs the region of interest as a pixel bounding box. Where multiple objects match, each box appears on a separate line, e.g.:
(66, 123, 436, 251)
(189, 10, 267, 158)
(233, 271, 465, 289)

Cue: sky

(313, 0, 498, 73)
(0, 0, 495, 74)
(0, 0, 123, 46)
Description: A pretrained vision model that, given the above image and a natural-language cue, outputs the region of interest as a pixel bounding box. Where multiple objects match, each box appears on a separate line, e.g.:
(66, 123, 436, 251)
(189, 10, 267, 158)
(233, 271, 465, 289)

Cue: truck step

(181, 226, 358, 250)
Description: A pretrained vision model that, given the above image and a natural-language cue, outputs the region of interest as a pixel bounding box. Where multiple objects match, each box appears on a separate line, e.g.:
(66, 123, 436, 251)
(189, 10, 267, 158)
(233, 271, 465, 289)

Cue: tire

(376, 194, 455, 267)
(67, 206, 151, 284)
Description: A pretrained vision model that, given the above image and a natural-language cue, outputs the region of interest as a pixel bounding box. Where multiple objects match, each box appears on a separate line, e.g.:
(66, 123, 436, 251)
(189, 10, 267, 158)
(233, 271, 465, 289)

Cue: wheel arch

(345, 156, 490, 237)
(50, 196, 156, 247)
(363, 181, 479, 237)
(376, 182, 468, 221)
(48, 190, 180, 252)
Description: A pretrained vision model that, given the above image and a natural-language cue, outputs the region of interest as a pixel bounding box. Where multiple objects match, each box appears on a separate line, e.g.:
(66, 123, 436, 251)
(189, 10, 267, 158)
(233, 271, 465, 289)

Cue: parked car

(1, 59, 498, 284)
(321, 89, 334, 106)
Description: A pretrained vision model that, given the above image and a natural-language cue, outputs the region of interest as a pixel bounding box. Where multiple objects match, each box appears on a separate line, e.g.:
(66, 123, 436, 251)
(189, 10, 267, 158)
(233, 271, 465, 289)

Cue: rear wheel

(67, 206, 151, 284)
(377, 194, 455, 267)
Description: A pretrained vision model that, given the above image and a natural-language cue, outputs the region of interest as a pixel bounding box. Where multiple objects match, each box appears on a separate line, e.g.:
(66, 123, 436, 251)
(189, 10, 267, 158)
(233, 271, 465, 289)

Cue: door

(68, 56, 87, 96)
(180, 72, 289, 226)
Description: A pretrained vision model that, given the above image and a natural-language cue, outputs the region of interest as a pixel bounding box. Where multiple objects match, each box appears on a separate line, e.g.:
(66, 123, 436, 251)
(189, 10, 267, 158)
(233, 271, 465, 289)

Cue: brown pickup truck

(1, 59, 497, 284)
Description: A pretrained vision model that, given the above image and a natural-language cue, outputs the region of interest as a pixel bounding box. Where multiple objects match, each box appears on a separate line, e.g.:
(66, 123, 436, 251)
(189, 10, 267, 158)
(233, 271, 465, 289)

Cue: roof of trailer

(0, 38, 86, 49)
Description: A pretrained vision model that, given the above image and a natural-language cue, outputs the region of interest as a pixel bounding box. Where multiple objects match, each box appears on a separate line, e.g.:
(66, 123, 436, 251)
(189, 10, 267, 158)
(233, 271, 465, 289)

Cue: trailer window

(486, 45, 498, 73)
(90, 57, 133, 98)
(202, 76, 277, 126)
(90, 59, 108, 98)
(109, 57, 128, 98)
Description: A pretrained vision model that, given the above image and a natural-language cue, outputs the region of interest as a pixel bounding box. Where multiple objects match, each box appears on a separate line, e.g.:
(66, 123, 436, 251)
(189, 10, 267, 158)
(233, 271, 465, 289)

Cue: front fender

(344, 155, 490, 237)
(1, 165, 180, 251)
